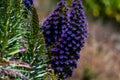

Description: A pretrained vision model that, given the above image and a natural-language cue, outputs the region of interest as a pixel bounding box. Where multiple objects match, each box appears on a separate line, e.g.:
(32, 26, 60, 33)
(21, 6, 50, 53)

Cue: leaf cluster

(0, 0, 53, 80)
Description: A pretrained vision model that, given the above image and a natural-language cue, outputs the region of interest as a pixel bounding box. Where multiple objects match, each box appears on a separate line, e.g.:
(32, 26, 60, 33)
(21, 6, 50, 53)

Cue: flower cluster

(42, 0, 88, 79)
(69, 0, 88, 49)
(23, 0, 33, 8)
(42, 1, 68, 46)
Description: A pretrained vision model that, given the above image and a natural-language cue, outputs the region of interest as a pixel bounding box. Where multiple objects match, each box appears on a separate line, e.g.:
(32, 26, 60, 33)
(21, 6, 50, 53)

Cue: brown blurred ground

(34, 1, 120, 80)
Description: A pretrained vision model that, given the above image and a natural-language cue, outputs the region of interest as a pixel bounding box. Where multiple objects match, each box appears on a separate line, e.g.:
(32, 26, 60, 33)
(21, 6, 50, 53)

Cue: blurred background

(34, 0, 120, 80)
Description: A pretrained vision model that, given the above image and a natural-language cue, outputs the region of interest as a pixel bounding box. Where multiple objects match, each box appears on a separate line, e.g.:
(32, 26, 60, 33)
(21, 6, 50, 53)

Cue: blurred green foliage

(83, 0, 120, 22)
(83, 67, 98, 80)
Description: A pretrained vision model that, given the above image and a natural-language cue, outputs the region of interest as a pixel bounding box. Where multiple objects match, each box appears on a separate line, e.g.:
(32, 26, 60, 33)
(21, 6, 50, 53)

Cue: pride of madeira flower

(42, 0, 68, 46)
(42, 0, 88, 79)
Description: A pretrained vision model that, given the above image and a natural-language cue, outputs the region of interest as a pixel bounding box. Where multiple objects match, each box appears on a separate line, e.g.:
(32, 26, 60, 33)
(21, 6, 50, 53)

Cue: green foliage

(83, 67, 98, 80)
(0, 0, 53, 80)
(22, 6, 49, 80)
(0, 0, 28, 79)
(0, 0, 25, 57)
(83, 0, 120, 22)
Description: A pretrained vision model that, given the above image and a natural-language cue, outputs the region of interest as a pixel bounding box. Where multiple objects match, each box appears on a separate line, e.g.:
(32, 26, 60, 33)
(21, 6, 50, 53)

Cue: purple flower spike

(42, 0, 88, 79)
(42, 0, 68, 46)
